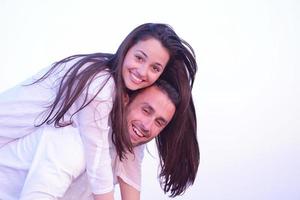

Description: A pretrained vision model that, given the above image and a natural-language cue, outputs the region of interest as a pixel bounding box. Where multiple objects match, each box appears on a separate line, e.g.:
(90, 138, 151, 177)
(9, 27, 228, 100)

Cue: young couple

(0, 23, 199, 200)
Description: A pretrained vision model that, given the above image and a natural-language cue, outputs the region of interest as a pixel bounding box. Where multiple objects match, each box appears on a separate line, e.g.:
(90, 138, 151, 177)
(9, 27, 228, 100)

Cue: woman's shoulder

(87, 69, 115, 100)
(94, 69, 115, 88)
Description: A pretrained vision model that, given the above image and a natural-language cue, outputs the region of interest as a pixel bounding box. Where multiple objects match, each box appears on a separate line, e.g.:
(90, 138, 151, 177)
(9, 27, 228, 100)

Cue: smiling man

(126, 84, 176, 147)
(0, 79, 179, 200)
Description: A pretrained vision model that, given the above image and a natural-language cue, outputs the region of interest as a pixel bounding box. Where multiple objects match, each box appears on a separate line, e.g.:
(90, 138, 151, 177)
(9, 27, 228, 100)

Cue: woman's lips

(129, 70, 143, 84)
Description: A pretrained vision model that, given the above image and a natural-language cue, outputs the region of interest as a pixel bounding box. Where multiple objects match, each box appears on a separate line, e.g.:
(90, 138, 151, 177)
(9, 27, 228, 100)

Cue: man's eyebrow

(141, 102, 154, 113)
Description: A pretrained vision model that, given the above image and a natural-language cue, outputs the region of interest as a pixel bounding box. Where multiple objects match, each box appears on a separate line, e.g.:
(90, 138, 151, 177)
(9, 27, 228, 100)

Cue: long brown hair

(157, 65, 199, 197)
(32, 23, 199, 195)
(154, 26, 199, 197)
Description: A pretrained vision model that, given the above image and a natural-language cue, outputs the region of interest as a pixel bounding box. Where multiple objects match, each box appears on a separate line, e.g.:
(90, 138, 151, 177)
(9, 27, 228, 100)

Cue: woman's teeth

(131, 72, 142, 84)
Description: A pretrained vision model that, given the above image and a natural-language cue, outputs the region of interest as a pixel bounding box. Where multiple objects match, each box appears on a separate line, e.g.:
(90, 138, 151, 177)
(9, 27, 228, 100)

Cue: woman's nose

(137, 64, 148, 78)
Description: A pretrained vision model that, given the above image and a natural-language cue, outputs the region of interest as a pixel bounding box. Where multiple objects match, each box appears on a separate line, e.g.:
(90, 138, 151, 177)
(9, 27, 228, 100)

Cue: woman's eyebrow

(136, 50, 148, 58)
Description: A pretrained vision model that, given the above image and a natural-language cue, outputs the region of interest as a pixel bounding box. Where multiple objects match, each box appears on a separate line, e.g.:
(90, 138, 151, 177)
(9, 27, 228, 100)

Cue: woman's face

(122, 38, 170, 90)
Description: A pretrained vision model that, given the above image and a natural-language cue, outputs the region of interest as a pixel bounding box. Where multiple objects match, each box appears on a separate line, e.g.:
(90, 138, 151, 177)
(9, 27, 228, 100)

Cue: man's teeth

(133, 126, 143, 137)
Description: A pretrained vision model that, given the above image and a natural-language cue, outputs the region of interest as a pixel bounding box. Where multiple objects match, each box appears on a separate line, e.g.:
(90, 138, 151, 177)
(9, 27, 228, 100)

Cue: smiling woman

(0, 22, 199, 200)
(122, 38, 170, 90)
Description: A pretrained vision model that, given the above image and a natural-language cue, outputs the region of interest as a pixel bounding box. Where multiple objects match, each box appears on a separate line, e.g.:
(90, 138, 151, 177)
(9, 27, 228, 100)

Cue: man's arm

(118, 177, 140, 200)
(93, 192, 114, 200)
(114, 145, 145, 200)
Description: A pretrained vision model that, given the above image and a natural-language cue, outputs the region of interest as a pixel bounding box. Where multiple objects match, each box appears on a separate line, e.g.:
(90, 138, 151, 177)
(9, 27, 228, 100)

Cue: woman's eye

(135, 55, 143, 62)
(152, 65, 161, 73)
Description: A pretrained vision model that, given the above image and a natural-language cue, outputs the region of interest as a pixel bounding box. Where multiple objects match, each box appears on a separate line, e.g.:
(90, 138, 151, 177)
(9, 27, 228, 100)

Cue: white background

(0, 0, 299, 199)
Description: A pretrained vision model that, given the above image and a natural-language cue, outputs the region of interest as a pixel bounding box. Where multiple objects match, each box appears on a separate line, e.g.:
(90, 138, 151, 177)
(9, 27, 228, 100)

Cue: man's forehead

(127, 85, 176, 126)
(135, 86, 163, 100)
(135, 86, 174, 113)
(131, 86, 167, 109)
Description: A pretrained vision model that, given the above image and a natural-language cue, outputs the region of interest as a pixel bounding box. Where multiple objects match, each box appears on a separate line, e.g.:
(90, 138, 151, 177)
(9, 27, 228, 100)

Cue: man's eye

(143, 108, 150, 114)
(155, 120, 163, 127)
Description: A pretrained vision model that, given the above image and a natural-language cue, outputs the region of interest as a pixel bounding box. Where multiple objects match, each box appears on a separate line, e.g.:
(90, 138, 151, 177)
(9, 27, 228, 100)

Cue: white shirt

(0, 58, 144, 195)
(0, 122, 144, 199)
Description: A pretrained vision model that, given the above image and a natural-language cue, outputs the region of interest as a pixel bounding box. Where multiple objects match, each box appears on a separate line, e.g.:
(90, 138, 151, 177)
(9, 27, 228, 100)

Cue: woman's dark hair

(32, 23, 199, 197)
(157, 68, 199, 197)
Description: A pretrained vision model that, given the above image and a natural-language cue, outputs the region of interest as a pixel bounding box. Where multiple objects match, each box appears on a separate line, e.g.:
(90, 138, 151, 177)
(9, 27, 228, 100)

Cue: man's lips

(129, 123, 146, 144)
(132, 124, 143, 137)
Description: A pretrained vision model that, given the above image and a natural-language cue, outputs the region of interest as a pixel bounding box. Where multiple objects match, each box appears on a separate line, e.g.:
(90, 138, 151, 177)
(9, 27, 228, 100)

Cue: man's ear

(124, 94, 129, 106)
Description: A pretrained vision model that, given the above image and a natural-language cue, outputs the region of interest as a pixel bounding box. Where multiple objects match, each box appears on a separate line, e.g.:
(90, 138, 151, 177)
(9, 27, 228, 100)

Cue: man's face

(126, 86, 176, 146)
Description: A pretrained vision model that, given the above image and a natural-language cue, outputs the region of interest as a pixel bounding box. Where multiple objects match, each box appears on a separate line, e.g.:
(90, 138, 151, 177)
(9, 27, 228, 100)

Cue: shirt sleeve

(115, 144, 145, 191)
(76, 72, 116, 194)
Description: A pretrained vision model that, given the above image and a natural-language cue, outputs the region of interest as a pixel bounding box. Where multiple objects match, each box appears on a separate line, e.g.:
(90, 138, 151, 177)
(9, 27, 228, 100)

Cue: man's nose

(141, 119, 152, 136)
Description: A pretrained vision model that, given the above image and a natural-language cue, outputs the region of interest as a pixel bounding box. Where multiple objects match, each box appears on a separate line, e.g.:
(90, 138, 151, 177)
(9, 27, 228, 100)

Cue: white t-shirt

(0, 121, 144, 200)
(0, 57, 144, 195)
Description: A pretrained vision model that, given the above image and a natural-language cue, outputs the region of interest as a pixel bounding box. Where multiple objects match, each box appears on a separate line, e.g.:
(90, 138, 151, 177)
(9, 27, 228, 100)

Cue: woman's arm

(20, 126, 85, 199)
(77, 73, 116, 194)
(118, 177, 140, 200)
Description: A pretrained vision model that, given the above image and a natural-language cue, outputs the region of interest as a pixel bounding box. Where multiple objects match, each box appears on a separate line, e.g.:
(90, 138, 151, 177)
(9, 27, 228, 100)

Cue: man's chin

(132, 142, 139, 147)
(131, 139, 144, 147)
(132, 140, 148, 147)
